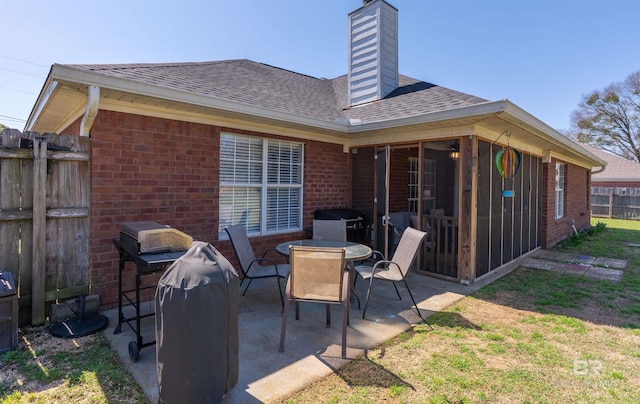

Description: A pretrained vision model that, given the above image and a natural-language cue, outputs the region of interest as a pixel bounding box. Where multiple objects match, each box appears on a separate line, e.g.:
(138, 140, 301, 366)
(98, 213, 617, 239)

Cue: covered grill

(314, 208, 366, 243)
(119, 221, 193, 256)
(155, 241, 239, 403)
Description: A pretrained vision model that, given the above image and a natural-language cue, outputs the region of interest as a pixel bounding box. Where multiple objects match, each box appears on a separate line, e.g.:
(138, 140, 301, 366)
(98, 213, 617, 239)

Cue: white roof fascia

(26, 64, 610, 170)
(500, 100, 607, 167)
(346, 100, 508, 132)
(41, 64, 348, 133)
(25, 68, 57, 131)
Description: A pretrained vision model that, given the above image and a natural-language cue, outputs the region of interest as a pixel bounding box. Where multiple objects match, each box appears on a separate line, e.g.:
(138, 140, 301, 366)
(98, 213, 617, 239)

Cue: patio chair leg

(346, 297, 350, 326)
(392, 282, 402, 300)
(279, 281, 292, 353)
(351, 268, 361, 309)
(276, 276, 285, 312)
(362, 278, 375, 319)
(241, 278, 253, 296)
(403, 279, 423, 320)
(341, 301, 348, 359)
(326, 304, 331, 328)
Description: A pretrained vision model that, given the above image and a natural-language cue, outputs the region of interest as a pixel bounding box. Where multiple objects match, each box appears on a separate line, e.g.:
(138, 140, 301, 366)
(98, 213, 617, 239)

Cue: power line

(0, 86, 38, 95)
(0, 67, 46, 79)
(0, 114, 27, 123)
(0, 55, 49, 68)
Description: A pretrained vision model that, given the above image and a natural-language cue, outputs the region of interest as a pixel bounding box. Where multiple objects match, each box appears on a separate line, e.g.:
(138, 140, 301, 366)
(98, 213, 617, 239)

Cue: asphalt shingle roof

(579, 144, 640, 182)
(69, 59, 488, 125)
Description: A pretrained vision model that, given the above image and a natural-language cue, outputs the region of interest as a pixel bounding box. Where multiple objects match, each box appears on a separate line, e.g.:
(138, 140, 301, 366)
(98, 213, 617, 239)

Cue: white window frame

(219, 133, 304, 238)
(408, 157, 437, 214)
(408, 157, 419, 212)
(555, 162, 565, 219)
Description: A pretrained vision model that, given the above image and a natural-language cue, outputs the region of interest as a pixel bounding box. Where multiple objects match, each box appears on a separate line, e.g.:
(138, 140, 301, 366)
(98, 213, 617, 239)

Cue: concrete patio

(103, 267, 512, 403)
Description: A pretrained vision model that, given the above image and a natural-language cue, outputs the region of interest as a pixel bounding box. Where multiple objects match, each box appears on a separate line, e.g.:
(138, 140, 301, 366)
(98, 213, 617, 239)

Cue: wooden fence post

(31, 136, 47, 325)
(608, 189, 614, 219)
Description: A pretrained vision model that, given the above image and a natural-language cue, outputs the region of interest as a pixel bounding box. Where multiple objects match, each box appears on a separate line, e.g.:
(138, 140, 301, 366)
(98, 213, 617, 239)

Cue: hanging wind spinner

(495, 136, 521, 197)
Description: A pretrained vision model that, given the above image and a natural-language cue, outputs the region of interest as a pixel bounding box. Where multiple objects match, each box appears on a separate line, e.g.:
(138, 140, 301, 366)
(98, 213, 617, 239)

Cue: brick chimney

(348, 0, 398, 106)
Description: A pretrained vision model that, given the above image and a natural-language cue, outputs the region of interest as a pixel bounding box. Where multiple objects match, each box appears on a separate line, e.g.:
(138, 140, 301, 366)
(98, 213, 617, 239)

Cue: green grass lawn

(591, 216, 640, 230)
(285, 218, 640, 403)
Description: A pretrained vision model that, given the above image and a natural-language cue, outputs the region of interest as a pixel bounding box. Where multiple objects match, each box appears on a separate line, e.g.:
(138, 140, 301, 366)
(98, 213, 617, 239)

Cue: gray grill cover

(155, 241, 239, 403)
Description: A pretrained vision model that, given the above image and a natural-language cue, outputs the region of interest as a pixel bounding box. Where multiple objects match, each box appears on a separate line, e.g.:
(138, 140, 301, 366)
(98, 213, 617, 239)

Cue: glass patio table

(275, 239, 372, 262)
(276, 239, 373, 307)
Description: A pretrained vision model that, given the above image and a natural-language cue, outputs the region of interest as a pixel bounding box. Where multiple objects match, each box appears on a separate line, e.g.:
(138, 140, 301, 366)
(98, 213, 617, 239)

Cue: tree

(568, 70, 640, 163)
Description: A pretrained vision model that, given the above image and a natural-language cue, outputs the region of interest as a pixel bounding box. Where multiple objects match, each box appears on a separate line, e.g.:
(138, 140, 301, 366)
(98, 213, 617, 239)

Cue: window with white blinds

(219, 133, 303, 237)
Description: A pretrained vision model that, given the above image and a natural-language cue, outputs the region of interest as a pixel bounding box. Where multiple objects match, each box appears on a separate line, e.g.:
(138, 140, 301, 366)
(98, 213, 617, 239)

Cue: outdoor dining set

(225, 218, 427, 359)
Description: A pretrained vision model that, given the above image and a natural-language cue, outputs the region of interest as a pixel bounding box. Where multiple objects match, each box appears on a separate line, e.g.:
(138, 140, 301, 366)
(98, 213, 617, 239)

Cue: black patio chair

(225, 224, 289, 310)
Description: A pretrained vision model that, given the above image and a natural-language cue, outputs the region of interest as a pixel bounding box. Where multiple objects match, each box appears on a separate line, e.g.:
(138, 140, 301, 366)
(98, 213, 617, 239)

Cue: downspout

(591, 166, 606, 174)
(80, 85, 99, 137)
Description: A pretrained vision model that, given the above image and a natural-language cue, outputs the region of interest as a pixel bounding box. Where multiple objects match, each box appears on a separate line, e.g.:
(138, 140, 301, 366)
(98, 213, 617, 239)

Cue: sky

(1, 0, 639, 132)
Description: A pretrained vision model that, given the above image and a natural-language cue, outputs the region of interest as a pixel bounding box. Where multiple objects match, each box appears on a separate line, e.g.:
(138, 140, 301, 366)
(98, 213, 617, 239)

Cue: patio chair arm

(359, 250, 385, 267)
(370, 260, 401, 276)
(260, 248, 280, 258)
(248, 256, 284, 276)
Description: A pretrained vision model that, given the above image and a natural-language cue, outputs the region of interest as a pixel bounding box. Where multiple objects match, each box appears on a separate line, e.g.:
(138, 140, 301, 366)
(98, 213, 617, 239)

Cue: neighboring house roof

(66, 60, 488, 126)
(579, 144, 640, 182)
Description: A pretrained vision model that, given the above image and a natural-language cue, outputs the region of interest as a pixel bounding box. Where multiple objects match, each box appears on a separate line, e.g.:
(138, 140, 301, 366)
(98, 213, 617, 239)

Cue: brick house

(579, 144, 640, 189)
(579, 144, 640, 219)
(24, 0, 604, 308)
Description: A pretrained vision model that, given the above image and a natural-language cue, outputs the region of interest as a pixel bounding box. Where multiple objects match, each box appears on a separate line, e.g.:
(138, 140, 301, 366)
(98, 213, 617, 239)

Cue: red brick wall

(541, 159, 592, 248)
(85, 111, 348, 308)
(351, 148, 375, 223)
(389, 148, 413, 211)
(303, 141, 349, 225)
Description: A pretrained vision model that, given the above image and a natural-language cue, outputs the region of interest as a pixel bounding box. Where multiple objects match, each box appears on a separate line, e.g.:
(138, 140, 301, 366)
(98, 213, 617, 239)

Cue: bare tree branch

(568, 71, 640, 163)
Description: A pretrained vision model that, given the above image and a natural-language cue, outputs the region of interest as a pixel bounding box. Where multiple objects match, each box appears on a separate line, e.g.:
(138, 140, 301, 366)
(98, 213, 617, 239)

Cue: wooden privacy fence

(592, 187, 640, 220)
(0, 129, 90, 325)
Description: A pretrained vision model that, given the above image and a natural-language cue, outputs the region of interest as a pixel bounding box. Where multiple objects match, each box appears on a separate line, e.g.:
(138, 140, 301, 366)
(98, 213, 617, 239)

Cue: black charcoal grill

(314, 208, 366, 243)
(113, 221, 193, 361)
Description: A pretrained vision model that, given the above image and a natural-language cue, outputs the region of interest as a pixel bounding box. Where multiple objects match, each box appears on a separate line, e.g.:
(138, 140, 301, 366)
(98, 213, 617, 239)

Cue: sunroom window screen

(220, 133, 303, 237)
(555, 163, 565, 219)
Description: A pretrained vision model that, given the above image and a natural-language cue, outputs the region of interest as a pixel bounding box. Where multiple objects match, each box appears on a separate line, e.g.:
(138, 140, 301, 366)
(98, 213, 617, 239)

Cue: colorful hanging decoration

(495, 146, 522, 179)
(495, 133, 522, 197)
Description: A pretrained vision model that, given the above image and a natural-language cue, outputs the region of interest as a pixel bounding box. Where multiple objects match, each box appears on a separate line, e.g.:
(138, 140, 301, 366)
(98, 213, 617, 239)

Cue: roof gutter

(25, 66, 57, 132)
(499, 100, 607, 167)
(351, 98, 606, 168)
(40, 64, 348, 133)
(345, 100, 508, 132)
(26, 65, 608, 170)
